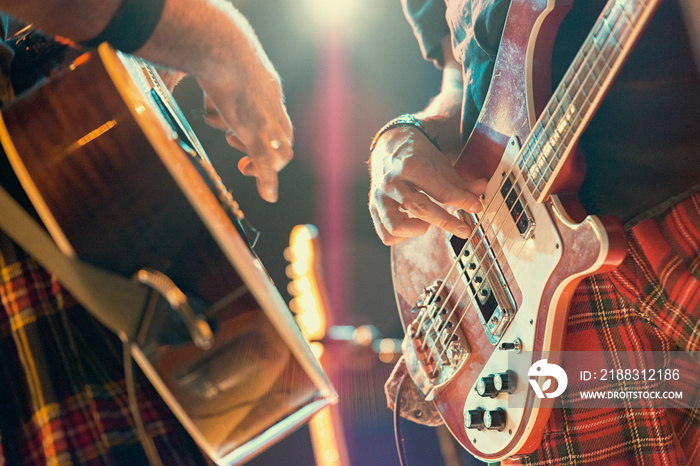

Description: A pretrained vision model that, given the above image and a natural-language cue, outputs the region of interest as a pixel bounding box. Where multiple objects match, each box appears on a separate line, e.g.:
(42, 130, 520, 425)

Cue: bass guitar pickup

(500, 173, 535, 239)
(449, 211, 517, 345)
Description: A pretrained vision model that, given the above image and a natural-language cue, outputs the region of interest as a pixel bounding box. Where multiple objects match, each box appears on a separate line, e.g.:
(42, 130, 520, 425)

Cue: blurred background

(171, 1, 485, 464)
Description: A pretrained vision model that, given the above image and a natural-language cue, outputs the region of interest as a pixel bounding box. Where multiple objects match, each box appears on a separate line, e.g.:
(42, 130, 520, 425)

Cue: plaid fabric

(505, 192, 700, 465)
(0, 234, 208, 465)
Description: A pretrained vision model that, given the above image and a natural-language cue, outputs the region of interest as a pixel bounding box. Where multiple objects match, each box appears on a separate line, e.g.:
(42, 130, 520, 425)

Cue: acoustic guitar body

(0, 44, 335, 465)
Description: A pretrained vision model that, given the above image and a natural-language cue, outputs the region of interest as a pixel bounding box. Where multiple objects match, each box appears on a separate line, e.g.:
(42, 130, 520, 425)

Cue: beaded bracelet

(369, 114, 442, 154)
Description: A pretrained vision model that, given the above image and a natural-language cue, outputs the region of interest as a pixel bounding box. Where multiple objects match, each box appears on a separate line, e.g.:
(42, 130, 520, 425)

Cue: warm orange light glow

(290, 276, 313, 297)
(288, 225, 327, 341)
(69, 51, 92, 69)
(308, 407, 342, 466)
(296, 299, 324, 340)
(287, 225, 349, 466)
(378, 338, 401, 364)
(352, 325, 375, 346)
(63, 120, 118, 155)
(309, 341, 325, 360)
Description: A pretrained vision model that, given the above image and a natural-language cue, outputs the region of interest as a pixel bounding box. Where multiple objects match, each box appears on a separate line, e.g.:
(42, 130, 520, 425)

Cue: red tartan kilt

(505, 192, 700, 465)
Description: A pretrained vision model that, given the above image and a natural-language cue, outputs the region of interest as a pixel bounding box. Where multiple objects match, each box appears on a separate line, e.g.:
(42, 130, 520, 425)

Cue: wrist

(369, 114, 442, 155)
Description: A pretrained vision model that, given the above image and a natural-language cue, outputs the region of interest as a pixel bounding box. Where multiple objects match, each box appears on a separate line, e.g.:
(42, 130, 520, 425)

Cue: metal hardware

(465, 409, 485, 430)
(449, 212, 517, 345)
(134, 268, 214, 350)
(498, 338, 522, 353)
(484, 408, 506, 431)
(402, 281, 471, 401)
(476, 375, 499, 398)
(494, 370, 517, 394)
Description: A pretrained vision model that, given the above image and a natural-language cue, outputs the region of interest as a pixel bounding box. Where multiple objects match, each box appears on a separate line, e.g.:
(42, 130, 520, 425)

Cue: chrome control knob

(494, 370, 516, 394)
(476, 375, 498, 398)
(484, 408, 506, 431)
(464, 409, 485, 430)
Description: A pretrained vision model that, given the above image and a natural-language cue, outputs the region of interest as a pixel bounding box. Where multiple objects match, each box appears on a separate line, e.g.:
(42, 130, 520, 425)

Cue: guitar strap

(0, 183, 148, 342)
(0, 183, 173, 464)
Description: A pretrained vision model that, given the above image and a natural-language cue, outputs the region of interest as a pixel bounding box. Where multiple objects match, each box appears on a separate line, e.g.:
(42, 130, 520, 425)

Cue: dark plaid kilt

(0, 235, 208, 464)
(505, 191, 700, 466)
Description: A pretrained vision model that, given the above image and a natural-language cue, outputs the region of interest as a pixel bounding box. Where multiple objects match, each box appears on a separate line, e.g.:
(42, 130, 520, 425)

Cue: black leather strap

(80, 0, 166, 53)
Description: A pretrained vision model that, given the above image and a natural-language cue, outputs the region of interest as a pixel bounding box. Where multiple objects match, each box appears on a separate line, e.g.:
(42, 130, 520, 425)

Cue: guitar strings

(419, 0, 637, 367)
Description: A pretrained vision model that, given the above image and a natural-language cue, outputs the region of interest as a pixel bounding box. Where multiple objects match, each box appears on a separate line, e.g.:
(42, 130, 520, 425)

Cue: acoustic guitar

(391, 0, 660, 461)
(0, 42, 336, 465)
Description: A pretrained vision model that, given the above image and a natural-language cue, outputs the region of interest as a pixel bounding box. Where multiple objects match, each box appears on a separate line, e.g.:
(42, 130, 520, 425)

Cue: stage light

(307, 0, 362, 30)
(292, 0, 366, 37)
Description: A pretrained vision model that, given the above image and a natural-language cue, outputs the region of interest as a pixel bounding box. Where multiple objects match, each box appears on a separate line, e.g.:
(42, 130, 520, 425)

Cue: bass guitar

(391, 0, 659, 461)
(0, 42, 336, 465)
